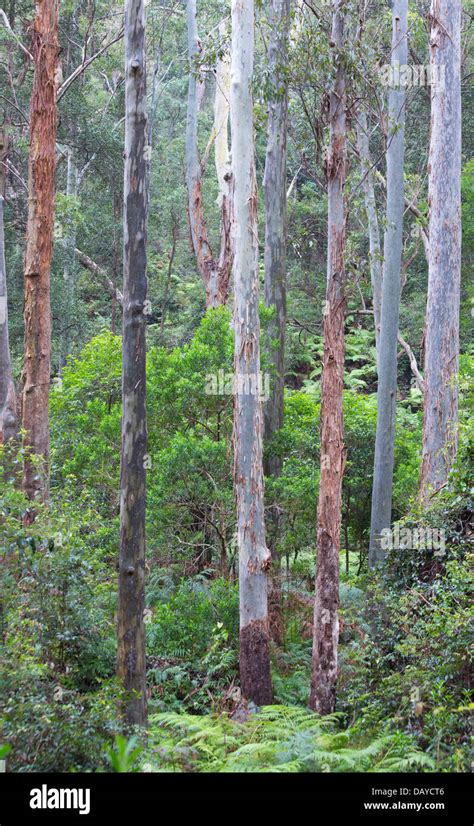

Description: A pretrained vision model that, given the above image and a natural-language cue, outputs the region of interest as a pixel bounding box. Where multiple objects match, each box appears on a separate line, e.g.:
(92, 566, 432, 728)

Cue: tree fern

(145, 705, 434, 773)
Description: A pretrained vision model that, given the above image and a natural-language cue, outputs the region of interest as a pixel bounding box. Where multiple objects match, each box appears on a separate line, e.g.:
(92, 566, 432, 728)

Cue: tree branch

(57, 28, 124, 102)
(398, 333, 425, 394)
(75, 248, 123, 305)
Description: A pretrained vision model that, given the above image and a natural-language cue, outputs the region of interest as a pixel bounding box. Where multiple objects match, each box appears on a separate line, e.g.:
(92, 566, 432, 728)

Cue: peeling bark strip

(421, 0, 462, 502)
(21, 0, 59, 501)
(263, 0, 290, 479)
(231, 0, 272, 706)
(310, 1, 347, 716)
(369, 0, 408, 567)
(117, 0, 148, 728)
(185, 0, 233, 308)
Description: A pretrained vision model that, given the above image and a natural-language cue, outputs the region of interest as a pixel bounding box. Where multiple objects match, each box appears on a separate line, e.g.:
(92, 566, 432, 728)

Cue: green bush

(144, 705, 434, 773)
(146, 578, 238, 660)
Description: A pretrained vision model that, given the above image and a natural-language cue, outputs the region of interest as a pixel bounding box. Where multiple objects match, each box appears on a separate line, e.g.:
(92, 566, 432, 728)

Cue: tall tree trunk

(263, 0, 290, 478)
(309, 0, 347, 716)
(356, 109, 382, 366)
(231, 0, 272, 706)
(0, 127, 16, 444)
(420, 0, 462, 502)
(213, 19, 233, 307)
(0, 198, 16, 445)
(111, 189, 122, 334)
(21, 0, 59, 501)
(185, 0, 233, 307)
(117, 0, 148, 728)
(59, 146, 78, 373)
(368, 0, 407, 568)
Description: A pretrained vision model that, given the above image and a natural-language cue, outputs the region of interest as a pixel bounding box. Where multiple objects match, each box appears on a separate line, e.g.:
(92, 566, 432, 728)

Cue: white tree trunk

(231, 0, 272, 705)
(369, 0, 408, 567)
(421, 0, 462, 502)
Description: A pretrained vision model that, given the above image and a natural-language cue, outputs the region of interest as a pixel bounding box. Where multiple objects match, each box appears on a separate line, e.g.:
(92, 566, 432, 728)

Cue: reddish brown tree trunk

(310, 1, 347, 715)
(21, 0, 59, 501)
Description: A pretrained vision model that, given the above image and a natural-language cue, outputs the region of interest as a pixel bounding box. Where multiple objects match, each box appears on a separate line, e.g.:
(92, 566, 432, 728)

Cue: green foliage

(267, 389, 421, 568)
(106, 735, 143, 773)
(50, 332, 122, 512)
(0, 451, 118, 771)
(147, 578, 238, 662)
(339, 507, 472, 773)
(144, 706, 433, 773)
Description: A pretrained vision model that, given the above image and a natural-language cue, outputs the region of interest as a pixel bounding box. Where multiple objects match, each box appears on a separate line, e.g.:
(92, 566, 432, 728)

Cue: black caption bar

(0, 772, 471, 823)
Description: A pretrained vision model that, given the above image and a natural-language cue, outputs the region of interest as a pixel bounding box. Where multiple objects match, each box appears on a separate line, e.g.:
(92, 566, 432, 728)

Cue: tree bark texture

(21, 0, 59, 501)
(0, 128, 17, 444)
(420, 0, 462, 503)
(117, 0, 148, 728)
(231, 0, 272, 706)
(356, 109, 382, 366)
(0, 196, 16, 445)
(369, 0, 408, 567)
(263, 0, 290, 479)
(310, 0, 347, 716)
(59, 146, 78, 372)
(186, 0, 233, 307)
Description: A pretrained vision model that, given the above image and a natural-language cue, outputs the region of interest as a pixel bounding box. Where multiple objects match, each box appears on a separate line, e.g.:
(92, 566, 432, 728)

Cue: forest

(0, 0, 473, 783)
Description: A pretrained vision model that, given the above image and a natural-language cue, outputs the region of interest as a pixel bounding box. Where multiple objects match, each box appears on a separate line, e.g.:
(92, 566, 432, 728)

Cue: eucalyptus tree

(21, 0, 59, 502)
(231, 0, 272, 705)
(117, 0, 149, 727)
(368, 0, 408, 567)
(356, 109, 382, 366)
(263, 0, 291, 479)
(0, 128, 16, 444)
(185, 0, 233, 307)
(420, 0, 462, 502)
(58, 146, 78, 373)
(310, 0, 347, 716)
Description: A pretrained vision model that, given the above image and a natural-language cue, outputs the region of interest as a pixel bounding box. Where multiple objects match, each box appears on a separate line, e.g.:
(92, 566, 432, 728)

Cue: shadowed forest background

(0, 0, 472, 774)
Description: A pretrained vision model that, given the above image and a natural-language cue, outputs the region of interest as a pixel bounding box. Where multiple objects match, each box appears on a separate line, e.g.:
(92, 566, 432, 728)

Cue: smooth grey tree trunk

(309, 0, 347, 715)
(369, 0, 407, 568)
(59, 146, 78, 373)
(356, 109, 382, 366)
(263, 0, 290, 479)
(231, 0, 272, 705)
(117, 0, 148, 728)
(420, 0, 462, 502)
(0, 127, 16, 445)
(0, 196, 16, 444)
(357, 116, 425, 393)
